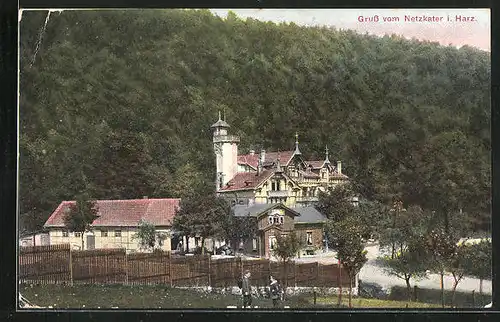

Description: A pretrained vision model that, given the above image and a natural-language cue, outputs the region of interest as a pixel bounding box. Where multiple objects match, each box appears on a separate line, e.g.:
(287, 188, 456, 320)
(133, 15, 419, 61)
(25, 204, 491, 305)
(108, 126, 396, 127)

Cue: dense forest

(19, 9, 491, 234)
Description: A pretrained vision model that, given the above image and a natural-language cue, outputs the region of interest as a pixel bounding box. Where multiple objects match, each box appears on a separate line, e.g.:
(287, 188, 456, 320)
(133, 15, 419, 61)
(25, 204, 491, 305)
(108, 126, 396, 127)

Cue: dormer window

(268, 214, 284, 225)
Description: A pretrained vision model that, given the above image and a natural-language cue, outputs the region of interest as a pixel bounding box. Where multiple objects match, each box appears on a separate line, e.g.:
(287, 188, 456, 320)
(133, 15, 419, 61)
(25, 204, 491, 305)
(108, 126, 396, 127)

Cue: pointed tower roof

(293, 132, 302, 155)
(324, 145, 331, 164)
(211, 111, 230, 128)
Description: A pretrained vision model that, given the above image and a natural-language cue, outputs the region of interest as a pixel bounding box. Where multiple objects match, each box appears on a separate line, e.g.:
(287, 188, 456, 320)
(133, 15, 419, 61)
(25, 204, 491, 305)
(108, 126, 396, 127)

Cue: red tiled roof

(305, 160, 326, 169)
(44, 198, 181, 228)
(219, 170, 274, 192)
(237, 154, 259, 169)
(237, 150, 295, 168)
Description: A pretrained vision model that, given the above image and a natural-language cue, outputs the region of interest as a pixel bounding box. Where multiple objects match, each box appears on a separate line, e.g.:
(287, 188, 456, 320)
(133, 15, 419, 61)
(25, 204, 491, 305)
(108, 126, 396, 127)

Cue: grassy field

(19, 284, 449, 309)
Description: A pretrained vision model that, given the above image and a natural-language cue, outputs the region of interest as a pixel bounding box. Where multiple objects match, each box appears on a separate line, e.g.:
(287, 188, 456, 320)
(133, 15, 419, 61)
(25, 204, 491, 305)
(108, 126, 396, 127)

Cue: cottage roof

(293, 207, 327, 224)
(232, 204, 326, 224)
(44, 198, 180, 228)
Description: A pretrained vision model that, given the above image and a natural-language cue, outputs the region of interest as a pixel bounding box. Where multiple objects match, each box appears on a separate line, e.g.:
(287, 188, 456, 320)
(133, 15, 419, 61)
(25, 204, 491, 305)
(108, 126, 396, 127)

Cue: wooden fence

(19, 245, 352, 287)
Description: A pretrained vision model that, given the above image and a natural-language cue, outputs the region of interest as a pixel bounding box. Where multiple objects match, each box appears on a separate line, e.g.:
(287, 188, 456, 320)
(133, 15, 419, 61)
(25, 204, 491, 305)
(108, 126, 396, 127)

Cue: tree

(325, 217, 368, 307)
(446, 243, 470, 306)
(172, 193, 234, 254)
(377, 203, 432, 259)
(134, 220, 157, 252)
(19, 9, 490, 240)
(378, 236, 428, 301)
(463, 239, 492, 296)
(225, 216, 258, 252)
(425, 228, 457, 308)
(273, 232, 304, 296)
(63, 193, 99, 250)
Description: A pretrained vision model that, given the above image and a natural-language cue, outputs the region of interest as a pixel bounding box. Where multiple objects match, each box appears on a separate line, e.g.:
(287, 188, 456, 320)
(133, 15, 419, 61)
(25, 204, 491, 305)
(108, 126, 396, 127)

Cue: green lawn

(19, 284, 445, 309)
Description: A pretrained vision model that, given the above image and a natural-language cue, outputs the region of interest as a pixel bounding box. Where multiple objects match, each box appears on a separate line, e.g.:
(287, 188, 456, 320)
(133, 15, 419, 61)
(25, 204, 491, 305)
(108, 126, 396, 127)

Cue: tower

(211, 111, 239, 191)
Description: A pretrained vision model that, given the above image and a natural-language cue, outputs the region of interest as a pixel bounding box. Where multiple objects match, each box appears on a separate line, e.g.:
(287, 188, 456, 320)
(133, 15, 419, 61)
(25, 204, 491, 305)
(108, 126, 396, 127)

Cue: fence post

(294, 262, 297, 288)
(169, 252, 173, 287)
(208, 255, 212, 288)
(124, 250, 128, 285)
(240, 256, 243, 278)
(69, 247, 74, 286)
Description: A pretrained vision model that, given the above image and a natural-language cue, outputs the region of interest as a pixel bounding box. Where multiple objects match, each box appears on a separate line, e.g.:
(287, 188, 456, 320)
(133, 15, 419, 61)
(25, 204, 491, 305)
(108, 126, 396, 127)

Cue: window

(101, 230, 108, 237)
(269, 236, 277, 249)
(272, 182, 277, 191)
(307, 232, 313, 246)
(74, 232, 81, 237)
(62, 231, 68, 237)
(114, 230, 121, 237)
(268, 216, 273, 225)
(252, 238, 257, 251)
(279, 216, 284, 224)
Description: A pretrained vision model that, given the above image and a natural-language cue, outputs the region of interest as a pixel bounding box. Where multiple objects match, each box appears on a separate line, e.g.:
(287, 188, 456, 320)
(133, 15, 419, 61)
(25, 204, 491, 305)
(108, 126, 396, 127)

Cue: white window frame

(306, 231, 313, 246)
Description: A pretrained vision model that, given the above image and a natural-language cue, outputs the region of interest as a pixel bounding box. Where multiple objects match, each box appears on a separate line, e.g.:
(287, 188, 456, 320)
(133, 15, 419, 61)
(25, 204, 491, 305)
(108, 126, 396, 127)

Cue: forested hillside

(19, 9, 491, 233)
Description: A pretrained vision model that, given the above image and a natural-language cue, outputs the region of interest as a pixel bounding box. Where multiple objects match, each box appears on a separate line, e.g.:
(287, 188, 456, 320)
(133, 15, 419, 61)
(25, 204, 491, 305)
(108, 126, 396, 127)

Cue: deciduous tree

(63, 193, 99, 250)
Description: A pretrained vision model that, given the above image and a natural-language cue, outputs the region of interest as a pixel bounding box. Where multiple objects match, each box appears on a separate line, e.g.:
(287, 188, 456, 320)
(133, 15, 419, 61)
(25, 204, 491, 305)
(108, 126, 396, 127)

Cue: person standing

(269, 276, 282, 308)
(241, 270, 252, 308)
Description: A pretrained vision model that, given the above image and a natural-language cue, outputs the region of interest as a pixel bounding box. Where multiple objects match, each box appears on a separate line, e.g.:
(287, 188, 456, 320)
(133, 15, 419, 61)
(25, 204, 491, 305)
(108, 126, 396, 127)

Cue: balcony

(297, 196, 319, 203)
(267, 190, 290, 198)
(213, 135, 240, 143)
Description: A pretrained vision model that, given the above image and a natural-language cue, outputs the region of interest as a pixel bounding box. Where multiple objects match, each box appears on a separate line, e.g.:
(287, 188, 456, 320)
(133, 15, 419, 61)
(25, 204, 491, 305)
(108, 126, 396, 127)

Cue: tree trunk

(81, 234, 84, 250)
(479, 279, 483, 295)
(440, 273, 445, 308)
(451, 279, 459, 307)
(348, 274, 352, 308)
(201, 237, 205, 255)
(186, 236, 190, 252)
(283, 259, 288, 299)
(405, 275, 412, 302)
(338, 259, 342, 306)
(391, 243, 395, 259)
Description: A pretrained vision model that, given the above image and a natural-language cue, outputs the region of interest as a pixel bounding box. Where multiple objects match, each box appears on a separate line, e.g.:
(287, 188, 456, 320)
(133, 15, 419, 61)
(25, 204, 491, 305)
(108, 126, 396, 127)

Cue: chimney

(336, 161, 342, 174)
(260, 149, 266, 163)
(249, 150, 255, 156)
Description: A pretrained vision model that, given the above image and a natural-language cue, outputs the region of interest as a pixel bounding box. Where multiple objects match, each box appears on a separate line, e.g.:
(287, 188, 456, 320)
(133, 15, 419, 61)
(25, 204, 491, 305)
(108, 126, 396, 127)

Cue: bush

(388, 286, 491, 307)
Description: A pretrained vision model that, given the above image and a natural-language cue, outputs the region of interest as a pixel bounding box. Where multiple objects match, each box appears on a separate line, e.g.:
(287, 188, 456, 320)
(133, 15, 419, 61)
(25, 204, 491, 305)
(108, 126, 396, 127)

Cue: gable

(256, 171, 301, 191)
